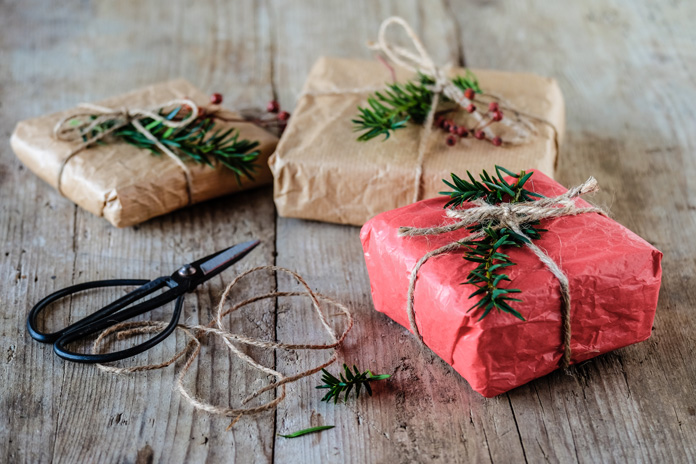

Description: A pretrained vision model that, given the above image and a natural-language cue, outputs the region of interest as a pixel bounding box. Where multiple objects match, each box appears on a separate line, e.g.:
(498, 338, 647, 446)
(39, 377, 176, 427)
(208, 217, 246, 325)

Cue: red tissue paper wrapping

(360, 170, 662, 397)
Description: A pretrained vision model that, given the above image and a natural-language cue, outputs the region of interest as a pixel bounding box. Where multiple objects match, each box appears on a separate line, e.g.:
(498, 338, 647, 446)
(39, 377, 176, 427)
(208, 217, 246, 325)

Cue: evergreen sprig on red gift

(441, 166, 545, 320)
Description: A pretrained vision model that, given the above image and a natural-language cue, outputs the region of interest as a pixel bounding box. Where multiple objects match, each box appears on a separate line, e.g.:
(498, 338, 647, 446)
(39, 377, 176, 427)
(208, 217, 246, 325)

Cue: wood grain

(1, 1, 278, 463)
(1, 0, 695, 463)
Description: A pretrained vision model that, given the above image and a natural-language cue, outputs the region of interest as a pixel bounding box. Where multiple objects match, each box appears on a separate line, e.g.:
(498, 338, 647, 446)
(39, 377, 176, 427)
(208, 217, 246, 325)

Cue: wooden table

(2, 1, 695, 462)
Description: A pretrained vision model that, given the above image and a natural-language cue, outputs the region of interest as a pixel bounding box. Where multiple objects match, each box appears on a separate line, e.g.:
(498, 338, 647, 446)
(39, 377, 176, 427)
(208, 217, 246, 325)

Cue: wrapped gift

(360, 168, 662, 397)
(11, 79, 278, 227)
(270, 18, 564, 226)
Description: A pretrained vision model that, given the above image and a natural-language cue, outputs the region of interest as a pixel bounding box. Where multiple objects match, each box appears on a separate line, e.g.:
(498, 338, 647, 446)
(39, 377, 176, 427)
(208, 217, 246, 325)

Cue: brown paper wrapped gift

(269, 57, 565, 226)
(11, 79, 277, 227)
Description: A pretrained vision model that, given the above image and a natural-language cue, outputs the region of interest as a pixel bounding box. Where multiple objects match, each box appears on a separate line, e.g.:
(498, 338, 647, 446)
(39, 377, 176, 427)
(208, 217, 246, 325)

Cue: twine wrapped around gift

(301, 16, 556, 204)
(398, 177, 606, 369)
(53, 99, 200, 204)
(91, 266, 353, 427)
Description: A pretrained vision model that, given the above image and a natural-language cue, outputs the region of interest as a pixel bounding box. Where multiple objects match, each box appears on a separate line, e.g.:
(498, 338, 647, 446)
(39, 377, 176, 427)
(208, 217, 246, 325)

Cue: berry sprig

(440, 166, 546, 321)
(265, 99, 291, 135)
(202, 93, 291, 137)
(439, 98, 504, 148)
(353, 71, 506, 146)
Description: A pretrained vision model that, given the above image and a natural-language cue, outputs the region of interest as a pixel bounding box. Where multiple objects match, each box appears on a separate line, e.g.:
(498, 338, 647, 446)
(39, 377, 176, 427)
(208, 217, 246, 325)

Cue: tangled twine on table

(399, 178, 607, 369)
(92, 266, 353, 428)
(53, 99, 199, 204)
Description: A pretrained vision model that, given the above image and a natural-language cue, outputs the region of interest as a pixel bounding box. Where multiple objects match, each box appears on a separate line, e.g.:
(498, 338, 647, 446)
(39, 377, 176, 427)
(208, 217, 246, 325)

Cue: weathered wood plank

(0, 0, 279, 462)
(1, 0, 695, 462)
(270, 1, 527, 463)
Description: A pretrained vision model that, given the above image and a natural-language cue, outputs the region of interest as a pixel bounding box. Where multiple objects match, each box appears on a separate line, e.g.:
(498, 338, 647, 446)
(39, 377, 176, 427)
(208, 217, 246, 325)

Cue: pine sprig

(316, 364, 391, 403)
(84, 106, 261, 184)
(440, 166, 546, 321)
(353, 71, 481, 142)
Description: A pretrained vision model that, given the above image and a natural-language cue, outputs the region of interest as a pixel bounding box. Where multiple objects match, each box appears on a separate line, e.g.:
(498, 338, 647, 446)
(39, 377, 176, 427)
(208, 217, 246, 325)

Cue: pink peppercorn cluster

(436, 89, 504, 148)
(266, 99, 290, 134)
(205, 94, 291, 135)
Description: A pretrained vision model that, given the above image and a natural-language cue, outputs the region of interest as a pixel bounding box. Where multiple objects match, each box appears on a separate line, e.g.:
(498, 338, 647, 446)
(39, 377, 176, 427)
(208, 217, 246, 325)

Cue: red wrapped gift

(360, 169, 662, 397)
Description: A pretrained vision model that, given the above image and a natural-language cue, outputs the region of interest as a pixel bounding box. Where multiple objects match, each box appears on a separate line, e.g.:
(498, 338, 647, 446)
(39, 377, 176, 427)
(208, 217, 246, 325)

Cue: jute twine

(53, 99, 200, 204)
(301, 16, 555, 204)
(91, 266, 353, 426)
(398, 178, 607, 369)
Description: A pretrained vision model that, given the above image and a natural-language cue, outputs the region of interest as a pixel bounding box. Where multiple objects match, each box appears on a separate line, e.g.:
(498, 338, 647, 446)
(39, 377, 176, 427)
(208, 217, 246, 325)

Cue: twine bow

(53, 99, 200, 204)
(93, 266, 353, 427)
(398, 177, 606, 369)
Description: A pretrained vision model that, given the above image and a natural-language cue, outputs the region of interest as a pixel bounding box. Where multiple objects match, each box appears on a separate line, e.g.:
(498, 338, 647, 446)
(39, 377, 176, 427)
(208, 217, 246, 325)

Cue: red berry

(474, 130, 486, 140)
(210, 93, 223, 104)
(277, 110, 290, 121)
(446, 135, 457, 146)
(464, 89, 475, 100)
(449, 125, 459, 134)
(435, 115, 444, 127)
(466, 104, 476, 113)
(492, 111, 503, 122)
(492, 136, 503, 146)
(267, 100, 280, 113)
(457, 126, 469, 137)
(489, 102, 499, 112)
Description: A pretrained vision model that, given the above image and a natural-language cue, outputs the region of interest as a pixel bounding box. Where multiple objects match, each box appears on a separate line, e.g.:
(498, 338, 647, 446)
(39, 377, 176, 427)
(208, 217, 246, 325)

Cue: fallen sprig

(317, 364, 391, 404)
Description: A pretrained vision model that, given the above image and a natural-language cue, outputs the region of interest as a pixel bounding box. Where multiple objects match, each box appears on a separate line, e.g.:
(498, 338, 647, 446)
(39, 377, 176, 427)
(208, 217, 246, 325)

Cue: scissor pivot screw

(177, 264, 197, 277)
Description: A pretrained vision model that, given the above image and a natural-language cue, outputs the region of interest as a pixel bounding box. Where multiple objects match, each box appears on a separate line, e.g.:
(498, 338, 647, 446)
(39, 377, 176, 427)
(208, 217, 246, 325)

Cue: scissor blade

(199, 239, 260, 276)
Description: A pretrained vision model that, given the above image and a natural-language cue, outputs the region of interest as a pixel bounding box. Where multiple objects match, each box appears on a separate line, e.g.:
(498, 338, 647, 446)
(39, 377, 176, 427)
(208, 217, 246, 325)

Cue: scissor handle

(54, 293, 185, 364)
(27, 277, 187, 364)
(27, 279, 154, 343)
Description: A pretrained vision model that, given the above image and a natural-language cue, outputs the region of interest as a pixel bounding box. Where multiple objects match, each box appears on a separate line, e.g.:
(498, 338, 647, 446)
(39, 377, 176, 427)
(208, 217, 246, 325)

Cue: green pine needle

(278, 425, 335, 439)
(353, 71, 482, 142)
(441, 166, 546, 321)
(316, 364, 391, 404)
(82, 106, 261, 184)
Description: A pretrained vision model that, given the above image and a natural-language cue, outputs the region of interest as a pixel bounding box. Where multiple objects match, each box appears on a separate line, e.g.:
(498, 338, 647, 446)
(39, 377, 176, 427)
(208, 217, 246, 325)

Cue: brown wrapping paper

(11, 79, 277, 227)
(269, 57, 565, 226)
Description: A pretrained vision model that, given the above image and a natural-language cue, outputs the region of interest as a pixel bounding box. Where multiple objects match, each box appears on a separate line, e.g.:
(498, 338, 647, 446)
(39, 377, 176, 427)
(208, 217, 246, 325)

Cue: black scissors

(27, 239, 260, 364)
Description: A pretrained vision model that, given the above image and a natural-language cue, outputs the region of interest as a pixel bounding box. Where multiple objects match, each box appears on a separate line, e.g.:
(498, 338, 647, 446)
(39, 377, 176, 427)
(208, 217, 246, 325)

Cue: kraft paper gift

(11, 79, 277, 227)
(270, 57, 565, 226)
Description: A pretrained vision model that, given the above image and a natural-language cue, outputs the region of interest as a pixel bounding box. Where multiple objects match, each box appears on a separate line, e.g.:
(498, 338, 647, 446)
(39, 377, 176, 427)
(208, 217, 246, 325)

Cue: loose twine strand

(52, 99, 200, 204)
(301, 16, 555, 204)
(398, 178, 606, 369)
(91, 266, 353, 424)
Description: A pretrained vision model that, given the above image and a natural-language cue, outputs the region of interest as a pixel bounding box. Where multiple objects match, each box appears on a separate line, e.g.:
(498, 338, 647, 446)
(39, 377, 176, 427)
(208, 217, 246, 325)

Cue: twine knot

(299, 17, 555, 205)
(398, 177, 606, 370)
(366, 17, 538, 202)
(53, 99, 200, 204)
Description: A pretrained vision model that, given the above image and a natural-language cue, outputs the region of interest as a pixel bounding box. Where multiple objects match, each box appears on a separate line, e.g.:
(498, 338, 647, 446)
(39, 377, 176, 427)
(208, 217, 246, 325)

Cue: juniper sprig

(440, 166, 546, 321)
(82, 105, 261, 184)
(316, 364, 391, 404)
(353, 71, 482, 142)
